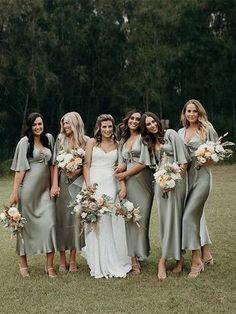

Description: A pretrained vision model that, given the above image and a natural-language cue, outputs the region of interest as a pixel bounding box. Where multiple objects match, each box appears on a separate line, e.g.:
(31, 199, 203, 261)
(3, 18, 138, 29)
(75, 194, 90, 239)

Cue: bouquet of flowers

(115, 199, 142, 227)
(195, 132, 235, 168)
(73, 184, 112, 233)
(56, 148, 85, 173)
(0, 205, 27, 237)
(154, 162, 182, 198)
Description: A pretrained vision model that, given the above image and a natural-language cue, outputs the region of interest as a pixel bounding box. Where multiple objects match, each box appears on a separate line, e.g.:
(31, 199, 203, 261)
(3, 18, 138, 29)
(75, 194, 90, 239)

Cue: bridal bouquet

(154, 162, 182, 198)
(195, 132, 235, 168)
(0, 205, 27, 237)
(115, 199, 142, 227)
(56, 148, 85, 173)
(73, 184, 112, 232)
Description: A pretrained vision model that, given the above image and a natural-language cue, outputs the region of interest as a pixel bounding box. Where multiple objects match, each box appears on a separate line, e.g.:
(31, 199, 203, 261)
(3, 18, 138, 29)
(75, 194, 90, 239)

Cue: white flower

(76, 194, 83, 202)
(198, 157, 206, 164)
(74, 205, 80, 213)
(123, 200, 134, 212)
(56, 154, 66, 162)
(211, 153, 219, 162)
(154, 169, 166, 178)
(8, 207, 19, 216)
(171, 173, 181, 180)
(215, 144, 225, 153)
(0, 212, 6, 220)
(58, 161, 66, 168)
(64, 153, 74, 163)
(166, 179, 175, 189)
(81, 212, 87, 218)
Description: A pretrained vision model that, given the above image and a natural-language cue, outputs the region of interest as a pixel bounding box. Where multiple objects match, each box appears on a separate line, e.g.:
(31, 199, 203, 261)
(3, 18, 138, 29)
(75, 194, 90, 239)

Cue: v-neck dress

(152, 129, 191, 260)
(178, 125, 218, 250)
(119, 135, 154, 259)
(11, 134, 57, 256)
(52, 135, 88, 252)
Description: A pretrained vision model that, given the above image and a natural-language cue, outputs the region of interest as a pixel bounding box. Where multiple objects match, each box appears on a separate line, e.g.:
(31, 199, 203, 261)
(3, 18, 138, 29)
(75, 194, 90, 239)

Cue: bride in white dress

(83, 114, 131, 278)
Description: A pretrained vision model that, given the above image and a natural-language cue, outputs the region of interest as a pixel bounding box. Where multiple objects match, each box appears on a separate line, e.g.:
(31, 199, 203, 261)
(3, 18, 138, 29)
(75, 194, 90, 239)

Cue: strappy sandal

(202, 255, 214, 266)
(45, 267, 57, 278)
(188, 263, 204, 279)
(19, 266, 30, 278)
(173, 257, 184, 274)
(69, 261, 78, 273)
(59, 264, 67, 273)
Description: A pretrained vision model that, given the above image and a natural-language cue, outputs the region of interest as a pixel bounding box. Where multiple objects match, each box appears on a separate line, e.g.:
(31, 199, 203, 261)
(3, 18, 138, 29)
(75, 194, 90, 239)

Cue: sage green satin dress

(53, 135, 87, 251)
(119, 135, 154, 259)
(178, 125, 218, 250)
(11, 134, 57, 256)
(153, 129, 191, 260)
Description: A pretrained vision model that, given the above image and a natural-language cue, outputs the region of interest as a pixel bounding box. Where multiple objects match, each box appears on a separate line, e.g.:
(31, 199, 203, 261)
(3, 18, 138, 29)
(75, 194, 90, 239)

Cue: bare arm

(118, 180, 127, 199)
(9, 171, 25, 205)
(83, 138, 95, 187)
(115, 163, 145, 181)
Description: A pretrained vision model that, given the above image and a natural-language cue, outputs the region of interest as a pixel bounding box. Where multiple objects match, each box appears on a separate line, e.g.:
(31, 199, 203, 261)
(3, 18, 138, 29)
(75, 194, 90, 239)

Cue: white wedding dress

(82, 146, 131, 278)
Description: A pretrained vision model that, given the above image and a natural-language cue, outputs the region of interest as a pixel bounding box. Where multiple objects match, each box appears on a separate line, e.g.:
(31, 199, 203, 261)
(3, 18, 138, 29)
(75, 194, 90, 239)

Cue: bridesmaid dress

(11, 134, 57, 256)
(153, 129, 191, 260)
(52, 135, 86, 252)
(119, 135, 154, 260)
(178, 124, 218, 250)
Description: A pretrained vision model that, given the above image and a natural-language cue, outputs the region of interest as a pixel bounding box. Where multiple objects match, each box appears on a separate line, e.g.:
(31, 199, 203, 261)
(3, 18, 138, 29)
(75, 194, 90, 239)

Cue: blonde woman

(51, 112, 88, 272)
(178, 99, 218, 278)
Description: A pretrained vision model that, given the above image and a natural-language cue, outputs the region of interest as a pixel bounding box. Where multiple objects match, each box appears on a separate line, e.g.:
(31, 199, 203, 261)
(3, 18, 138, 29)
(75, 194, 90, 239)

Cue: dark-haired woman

(115, 110, 154, 274)
(83, 114, 131, 278)
(9, 113, 57, 278)
(140, 112, 190, 280)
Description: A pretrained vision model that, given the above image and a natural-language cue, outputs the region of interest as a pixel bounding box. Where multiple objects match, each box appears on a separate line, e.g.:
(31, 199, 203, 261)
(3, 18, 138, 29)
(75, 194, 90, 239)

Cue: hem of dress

(17, 249, 57, 256)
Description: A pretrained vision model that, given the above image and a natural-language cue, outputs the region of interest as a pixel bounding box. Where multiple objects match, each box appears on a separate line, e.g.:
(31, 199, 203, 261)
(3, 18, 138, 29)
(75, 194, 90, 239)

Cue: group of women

(9, 99, 218, 280)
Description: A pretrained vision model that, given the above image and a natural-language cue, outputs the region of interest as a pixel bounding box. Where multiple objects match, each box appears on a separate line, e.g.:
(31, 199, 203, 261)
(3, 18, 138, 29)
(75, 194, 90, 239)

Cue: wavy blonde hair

(180, 99, 209, 140)
(59, 112, 86, 149)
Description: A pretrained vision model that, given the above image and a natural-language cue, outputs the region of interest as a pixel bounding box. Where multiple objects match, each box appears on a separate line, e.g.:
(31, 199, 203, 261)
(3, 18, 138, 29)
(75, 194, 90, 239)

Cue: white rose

(74, 205, 80, 213)
(64, 153, 74, 163)
(81, 212, 87, 218)
(171, 173, 181, 180)
(215, 144, 224, 153)
(0, 212, 6, 220)
(123, 200, 134, 212)
(211, 153, 219, 162)
(56, 154, 65, 162)
(76, 194, 83, 201)
(154, 169, 166, 178)
(166, 179, 175, 189)
(8, 207, 19, 216)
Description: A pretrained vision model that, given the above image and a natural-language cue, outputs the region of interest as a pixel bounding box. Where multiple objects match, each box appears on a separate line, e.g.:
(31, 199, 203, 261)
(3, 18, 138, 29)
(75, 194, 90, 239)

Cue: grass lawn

(0, 165, 235, 314)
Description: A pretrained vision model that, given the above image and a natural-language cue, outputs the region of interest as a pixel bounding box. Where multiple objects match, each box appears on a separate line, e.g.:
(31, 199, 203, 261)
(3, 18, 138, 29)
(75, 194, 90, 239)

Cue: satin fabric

(119, 135, 154, 259)
(153, 129, 191, 260)
(178, 125, 218, 250)
(11, 134, 57, 256)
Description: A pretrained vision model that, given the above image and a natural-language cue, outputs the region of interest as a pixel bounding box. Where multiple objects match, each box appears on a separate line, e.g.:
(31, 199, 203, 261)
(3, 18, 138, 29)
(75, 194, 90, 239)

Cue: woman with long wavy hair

(140, 112, 190, 280)
(115, 109, 154, 274)
(51, 112, 88, 273)
(10, 112, 57, 278)
(178, 99, 218, 278)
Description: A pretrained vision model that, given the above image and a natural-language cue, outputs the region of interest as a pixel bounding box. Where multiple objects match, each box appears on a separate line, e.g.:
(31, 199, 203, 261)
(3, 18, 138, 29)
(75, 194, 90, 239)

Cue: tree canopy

(0, 0, 235, 159)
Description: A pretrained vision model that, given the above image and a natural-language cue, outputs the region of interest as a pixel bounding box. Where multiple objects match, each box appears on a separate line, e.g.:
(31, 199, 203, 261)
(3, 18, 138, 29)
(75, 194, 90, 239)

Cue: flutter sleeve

(207, 124, 218, 142)
(166, 129, 191, 164)
(10, 137, 30, 171)
(52, 134, 61, 165)
(118, 143, 125, 164)
(139, 136, 152, 166)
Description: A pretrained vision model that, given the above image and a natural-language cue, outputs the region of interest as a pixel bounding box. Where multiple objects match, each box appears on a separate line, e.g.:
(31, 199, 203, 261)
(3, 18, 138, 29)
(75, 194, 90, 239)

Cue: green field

(0, 165, 235, 314)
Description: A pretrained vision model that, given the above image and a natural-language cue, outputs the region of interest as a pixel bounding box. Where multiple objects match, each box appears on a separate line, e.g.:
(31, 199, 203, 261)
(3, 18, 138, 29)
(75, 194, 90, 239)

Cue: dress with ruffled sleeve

(11, 134, 57, 256)
(119, 135, 154, 259)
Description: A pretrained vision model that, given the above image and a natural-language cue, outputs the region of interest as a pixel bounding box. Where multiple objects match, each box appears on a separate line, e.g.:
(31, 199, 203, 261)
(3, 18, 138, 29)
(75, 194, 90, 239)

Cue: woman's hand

(115, 172, 127, 181)
(9, 190, 18, 206)
(114, 163, 126, 174)
(50, 185, 60, 198)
